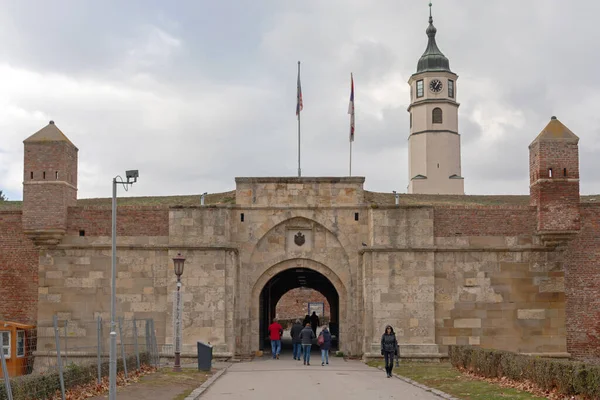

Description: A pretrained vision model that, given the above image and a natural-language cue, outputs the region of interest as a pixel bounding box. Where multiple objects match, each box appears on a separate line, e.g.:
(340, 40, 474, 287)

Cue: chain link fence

(0, 316, 160, 400)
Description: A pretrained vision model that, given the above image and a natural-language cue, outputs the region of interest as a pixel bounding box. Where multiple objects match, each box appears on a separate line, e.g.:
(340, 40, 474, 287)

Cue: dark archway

(259, 267, 339, 352)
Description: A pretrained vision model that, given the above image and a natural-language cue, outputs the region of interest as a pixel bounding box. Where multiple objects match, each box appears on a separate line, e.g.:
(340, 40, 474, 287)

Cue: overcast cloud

(1, 0, 599, 200)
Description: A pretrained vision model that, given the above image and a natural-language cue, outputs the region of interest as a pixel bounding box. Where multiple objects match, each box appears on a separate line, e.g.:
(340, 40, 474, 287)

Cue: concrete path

(201, 355, 440, 399)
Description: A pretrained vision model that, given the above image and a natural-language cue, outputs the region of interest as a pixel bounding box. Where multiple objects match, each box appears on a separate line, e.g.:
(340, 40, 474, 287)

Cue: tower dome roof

(416, 3, 451, 73)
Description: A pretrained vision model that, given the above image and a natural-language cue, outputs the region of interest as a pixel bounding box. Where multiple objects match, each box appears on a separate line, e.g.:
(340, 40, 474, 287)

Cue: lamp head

(125, 170, 139, 183)
(173, 253, 186, 278)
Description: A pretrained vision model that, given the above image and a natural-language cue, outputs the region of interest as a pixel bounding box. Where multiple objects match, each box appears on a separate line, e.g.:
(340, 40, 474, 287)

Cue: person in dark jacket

(290, 319, 303, 360)
(302, 314, 310, 327)
(299, 322, 316, 365)
(318, 325, 332, 366)
(310, 312, 320, 335)
(381, 325, 398, 378)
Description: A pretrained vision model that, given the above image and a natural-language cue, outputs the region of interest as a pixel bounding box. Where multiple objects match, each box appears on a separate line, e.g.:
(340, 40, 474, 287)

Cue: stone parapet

(235, 177, 365, 207)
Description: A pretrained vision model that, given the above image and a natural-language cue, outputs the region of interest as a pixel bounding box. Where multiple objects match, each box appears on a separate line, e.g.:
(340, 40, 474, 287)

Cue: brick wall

(0, 212, 38, 324)
(23, 183, 76, 231)
(24, 142, 78, 187)
(23, 141, 77, 232)
(434, 207, 536, 237)
(534, 181, 581, 232)
(67, 207, 169, 236)
(565, 204, 600, 361)
(276, 288, 330, 320)
(529, 138, 580, 231)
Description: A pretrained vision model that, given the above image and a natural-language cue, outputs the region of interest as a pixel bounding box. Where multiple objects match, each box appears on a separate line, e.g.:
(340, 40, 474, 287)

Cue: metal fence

(0, 317, 160, 400)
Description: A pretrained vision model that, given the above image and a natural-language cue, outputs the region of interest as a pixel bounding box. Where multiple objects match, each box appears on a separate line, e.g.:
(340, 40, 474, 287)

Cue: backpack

(317, 333, 324, 346)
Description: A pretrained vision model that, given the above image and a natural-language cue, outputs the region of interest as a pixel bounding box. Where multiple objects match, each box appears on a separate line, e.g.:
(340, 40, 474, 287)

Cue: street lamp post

(110, 170, 139, 400)
(172, 253, 186, 372)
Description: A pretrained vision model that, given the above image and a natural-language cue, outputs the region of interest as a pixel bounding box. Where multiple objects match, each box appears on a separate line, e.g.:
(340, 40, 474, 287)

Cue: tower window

(55, 171, 59, 179)
(432, 108, 443, 124)
(30, 172, 33, 179)
(448, 79, 454, 98)
(43, 171, 46, 179)
(549, 168, 553, 178)
(354, 212, 359, 221)
(564, 168, 567, 177)
(240, 213, 245, 222)
(416, 80, 424, 98)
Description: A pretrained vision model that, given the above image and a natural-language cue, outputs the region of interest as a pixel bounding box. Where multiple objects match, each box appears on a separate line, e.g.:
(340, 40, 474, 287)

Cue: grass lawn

(367, 361, 547, 400)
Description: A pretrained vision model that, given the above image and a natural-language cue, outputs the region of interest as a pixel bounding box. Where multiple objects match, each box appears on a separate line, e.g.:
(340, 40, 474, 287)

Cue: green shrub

(449, 345, 600, 398)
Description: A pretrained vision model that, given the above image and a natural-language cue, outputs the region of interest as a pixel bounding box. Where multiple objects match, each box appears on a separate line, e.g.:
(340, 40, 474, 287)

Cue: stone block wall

(169, 207, 231, 245)
(434, 248, 565, 355)
(363, 250, 436, 351)
(0, 211, 38, 324)
(369, 207, 434, 247)
(564, 204, 600, 361)
(165, 249, 237, 355)
(37, 244, 169, 326)
(235, 177, 365, 207)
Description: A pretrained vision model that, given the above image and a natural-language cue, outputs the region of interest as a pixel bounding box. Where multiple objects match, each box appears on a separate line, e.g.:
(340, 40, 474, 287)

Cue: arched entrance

(259, 267, 340, 351)
(250, 259, 348, 355)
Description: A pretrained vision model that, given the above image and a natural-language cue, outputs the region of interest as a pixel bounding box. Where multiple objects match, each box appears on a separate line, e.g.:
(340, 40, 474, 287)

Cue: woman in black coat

(380, 325, 398, 378)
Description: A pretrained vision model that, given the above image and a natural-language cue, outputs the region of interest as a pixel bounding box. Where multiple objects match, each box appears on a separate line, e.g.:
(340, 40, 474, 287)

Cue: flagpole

(297, 61, 301, 177)
(348, 72, 355, 177)
(349, 140, 352, 177)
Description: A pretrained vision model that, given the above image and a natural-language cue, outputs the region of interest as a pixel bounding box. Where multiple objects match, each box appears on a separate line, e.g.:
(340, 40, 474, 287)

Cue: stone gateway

(1, 116, 600, 364)
(1, 7, 600, 365)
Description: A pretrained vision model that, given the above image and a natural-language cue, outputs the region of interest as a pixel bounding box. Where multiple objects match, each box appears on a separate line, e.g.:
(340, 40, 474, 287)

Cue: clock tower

(407, 4, 464, 194)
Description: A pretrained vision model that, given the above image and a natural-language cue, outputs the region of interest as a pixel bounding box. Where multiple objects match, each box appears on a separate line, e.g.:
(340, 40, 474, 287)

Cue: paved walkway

(201, 355, 440, 399)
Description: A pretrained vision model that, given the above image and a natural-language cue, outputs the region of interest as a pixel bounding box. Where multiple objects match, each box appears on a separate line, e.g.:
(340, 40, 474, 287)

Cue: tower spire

(416, 2, 450, 73)
(429, 2, 432, 22)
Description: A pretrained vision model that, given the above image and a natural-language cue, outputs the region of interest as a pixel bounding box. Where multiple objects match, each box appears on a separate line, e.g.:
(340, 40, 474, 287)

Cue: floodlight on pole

(110, 170, 139, 400)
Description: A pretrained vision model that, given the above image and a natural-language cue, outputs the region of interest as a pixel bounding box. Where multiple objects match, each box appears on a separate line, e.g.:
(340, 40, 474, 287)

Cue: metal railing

(0, 317, 159, 400)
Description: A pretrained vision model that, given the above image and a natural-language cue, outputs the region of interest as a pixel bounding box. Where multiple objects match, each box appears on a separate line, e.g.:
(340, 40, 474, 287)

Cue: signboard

(308, 302, 324, 316)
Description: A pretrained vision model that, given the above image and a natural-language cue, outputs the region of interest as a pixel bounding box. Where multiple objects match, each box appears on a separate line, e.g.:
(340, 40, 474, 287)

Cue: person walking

(303, 314, 310, 327)
(268, 318, 283, 359)
(318, 325, 332, 366)
(381, 325, 398, 378)
(299, 322, 315, 365)
(290, 319, 303, 360)
(310, 311, 320, 335)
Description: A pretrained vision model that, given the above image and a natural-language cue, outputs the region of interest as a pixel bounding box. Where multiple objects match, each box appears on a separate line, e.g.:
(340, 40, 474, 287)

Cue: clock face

(429, 79, 443, 93)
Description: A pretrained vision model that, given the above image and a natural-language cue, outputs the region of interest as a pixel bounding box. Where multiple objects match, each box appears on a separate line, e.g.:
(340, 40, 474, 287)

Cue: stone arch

(250, 258, 349, 353)
(248, 216, 352, 279)
(248, 211, 355, 263)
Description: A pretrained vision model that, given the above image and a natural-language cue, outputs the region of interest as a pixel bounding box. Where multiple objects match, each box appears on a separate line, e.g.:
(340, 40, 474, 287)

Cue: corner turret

(22, 121, 78, 246)
(529, 116, 580, 246)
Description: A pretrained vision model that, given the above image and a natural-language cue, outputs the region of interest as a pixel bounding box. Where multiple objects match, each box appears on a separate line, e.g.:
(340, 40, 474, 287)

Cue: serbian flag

(296, 63, 303, 119)
(348, 73, 355, 142)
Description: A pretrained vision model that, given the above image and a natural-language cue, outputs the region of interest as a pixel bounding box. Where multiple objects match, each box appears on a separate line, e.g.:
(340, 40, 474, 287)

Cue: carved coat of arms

(294, 232, 306, 246)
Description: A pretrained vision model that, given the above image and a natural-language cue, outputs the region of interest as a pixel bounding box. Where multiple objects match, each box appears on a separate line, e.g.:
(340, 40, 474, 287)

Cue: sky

(0, 0, 599, 201)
